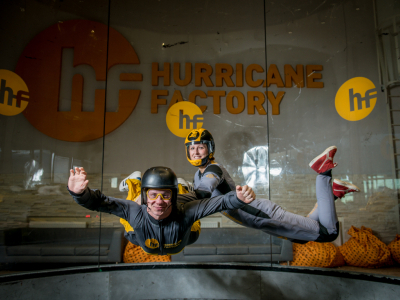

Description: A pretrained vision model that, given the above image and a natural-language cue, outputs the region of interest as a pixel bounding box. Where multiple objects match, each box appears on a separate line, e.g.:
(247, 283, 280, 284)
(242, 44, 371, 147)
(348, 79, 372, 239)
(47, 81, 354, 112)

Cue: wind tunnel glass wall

(103, 0, 273, 263)
(0, 0, 110, 269)
(1, 0, 400, 274)
(267, 0, 400, 270)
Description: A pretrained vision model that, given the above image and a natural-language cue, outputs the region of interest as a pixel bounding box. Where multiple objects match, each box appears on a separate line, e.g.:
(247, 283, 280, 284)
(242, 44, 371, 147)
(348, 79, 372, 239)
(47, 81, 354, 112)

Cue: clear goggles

(146, 189, 172, 201)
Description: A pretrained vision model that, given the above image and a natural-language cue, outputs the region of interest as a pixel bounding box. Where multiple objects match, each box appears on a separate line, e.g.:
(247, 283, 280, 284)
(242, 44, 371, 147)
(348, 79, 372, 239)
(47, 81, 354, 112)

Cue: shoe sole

(309, 146, 337, 168)
(333, 179, 360, 192)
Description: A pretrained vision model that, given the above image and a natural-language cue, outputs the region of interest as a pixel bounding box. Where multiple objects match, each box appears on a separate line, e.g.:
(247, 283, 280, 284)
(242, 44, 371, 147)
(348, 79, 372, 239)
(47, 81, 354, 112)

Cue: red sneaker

(309, 146, 338, 173)
(332, 179, 360, 198)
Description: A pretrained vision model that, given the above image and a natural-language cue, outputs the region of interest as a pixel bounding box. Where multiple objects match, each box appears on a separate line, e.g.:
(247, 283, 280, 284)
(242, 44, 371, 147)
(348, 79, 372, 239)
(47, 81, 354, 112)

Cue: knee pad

(315, 222, 339, 243)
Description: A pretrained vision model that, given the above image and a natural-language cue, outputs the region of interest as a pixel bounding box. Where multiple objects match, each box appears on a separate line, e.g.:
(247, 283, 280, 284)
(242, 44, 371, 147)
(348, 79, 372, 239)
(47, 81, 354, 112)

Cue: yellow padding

(119, 178, 142, 233)
(388, 234, 400, 264)
(123, 242, 171, 263)
(178, 183, 188, 194)
(339, 226, 393, 268)
(127, 179, 142, 201)
(290, 241, 345, 268)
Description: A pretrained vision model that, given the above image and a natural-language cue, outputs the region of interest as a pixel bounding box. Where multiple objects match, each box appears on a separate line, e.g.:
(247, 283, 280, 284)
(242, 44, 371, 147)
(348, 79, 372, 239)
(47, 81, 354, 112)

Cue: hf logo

(335, 77, 377, 121)
(166, 101, 204, 137)
(145, 238, 160, 249)
(0, 70, 29, 116)
(15, 20, 142, 142)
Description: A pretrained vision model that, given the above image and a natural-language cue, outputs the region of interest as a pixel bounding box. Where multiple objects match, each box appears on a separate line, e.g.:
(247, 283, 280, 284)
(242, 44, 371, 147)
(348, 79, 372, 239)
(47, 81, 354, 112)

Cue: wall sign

(166, 101, 203, 137)
(335, 77, 377, 121)
(15, 19, 142, 142)
(14, 19, 327, 142)
(0, 69, 29, 116)
(151, 63, 324, 115)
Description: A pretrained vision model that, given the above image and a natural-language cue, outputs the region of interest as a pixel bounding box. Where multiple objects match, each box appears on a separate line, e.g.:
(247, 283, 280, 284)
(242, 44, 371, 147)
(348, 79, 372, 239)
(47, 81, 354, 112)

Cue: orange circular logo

(15, 20, 142, 142)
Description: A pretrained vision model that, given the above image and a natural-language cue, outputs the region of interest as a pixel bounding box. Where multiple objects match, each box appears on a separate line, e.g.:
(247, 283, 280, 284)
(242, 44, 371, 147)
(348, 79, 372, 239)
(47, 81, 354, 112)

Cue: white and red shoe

(309, 146, 338, 174)
(332, 179, 360, 198)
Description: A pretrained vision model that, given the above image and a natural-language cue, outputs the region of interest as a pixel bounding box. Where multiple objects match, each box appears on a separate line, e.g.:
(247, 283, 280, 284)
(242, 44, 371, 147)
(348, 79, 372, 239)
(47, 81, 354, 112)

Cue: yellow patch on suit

(145, 238, 160, 249)
(164, 240, 182, 249)
(191, 220, 201, 234)
(206, 174, 216, 179)
(119, 178, 141, 233)
(221, 211, 243, 224)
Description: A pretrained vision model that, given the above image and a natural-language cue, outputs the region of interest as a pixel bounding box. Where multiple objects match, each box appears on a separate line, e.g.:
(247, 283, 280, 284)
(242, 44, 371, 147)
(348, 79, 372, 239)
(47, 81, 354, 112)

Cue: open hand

(68, 167, 89, 194)
(236, 185, 256, 203)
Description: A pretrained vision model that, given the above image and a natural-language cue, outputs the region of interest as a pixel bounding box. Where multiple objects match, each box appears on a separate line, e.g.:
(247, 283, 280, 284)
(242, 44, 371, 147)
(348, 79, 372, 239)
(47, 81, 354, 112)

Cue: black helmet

(141, 166, 178, 206)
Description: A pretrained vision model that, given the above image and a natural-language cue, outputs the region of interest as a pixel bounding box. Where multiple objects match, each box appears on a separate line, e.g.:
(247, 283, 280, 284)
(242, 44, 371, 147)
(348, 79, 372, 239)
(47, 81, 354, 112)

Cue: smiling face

(189, 144, 209, 161)
(146, 189, 173, 220)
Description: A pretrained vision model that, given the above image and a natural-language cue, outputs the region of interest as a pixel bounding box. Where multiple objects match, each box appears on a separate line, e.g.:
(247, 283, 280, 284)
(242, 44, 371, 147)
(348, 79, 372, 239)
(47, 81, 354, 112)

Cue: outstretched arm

(185, 185, 256, 221)
(68, 167, 139, 221)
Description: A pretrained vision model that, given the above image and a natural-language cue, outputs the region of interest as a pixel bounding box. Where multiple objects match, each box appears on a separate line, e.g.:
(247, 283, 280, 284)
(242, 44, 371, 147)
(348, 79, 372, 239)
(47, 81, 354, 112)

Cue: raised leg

(316, 174, 338, 234)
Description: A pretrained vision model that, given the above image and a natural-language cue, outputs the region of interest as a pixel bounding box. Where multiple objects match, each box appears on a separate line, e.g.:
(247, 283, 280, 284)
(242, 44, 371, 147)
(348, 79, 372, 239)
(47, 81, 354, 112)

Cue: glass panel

(267, 0, 400, 274)
(0, 0, 109, 272)
(1, 0, 398, 278)
(105, 0, 273, 264)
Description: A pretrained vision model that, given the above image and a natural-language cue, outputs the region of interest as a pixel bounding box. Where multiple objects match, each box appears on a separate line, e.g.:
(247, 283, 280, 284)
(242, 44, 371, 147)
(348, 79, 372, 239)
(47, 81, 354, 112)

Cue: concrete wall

(1, 266, 400, 299)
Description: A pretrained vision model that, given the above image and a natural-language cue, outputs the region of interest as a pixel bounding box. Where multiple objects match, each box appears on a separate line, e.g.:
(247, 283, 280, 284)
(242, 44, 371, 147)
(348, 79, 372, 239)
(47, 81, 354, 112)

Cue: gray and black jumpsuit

(69, 187, 248, 255)
(193, 162, 338, 243)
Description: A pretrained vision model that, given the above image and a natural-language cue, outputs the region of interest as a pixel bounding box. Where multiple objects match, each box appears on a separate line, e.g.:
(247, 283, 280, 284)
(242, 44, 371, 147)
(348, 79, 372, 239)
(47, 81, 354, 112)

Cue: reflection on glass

(270, 159, 282, 177)
(111, 177, 118, 188)
(241, 146, 269, 194)
(53, 155, 70, 184)
(31, 168, 43, 182)
(24, 159, 44, 189)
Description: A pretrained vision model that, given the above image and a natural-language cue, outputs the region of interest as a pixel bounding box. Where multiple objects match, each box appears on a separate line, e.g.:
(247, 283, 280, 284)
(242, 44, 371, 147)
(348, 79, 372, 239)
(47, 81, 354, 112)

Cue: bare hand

(236, 185, 256, 203)
(68, 167, 89, 194)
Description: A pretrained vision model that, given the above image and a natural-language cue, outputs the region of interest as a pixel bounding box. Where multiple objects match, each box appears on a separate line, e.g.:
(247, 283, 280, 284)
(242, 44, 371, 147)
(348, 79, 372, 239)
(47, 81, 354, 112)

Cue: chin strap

(199, 157, 210, 167)
(187, 153, 213, 167)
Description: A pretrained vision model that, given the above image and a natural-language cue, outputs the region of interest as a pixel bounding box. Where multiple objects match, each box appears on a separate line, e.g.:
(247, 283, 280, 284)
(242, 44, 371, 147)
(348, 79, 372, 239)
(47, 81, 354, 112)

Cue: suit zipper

(159, 223, 163, 255)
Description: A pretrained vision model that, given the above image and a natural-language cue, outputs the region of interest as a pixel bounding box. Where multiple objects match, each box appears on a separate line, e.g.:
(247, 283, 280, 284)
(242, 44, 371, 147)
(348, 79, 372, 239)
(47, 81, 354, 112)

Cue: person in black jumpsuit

(68, 166, 256, 255)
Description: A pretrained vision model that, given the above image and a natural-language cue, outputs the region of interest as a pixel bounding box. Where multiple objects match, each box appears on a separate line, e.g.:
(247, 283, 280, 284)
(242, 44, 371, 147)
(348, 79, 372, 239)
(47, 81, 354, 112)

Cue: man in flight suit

(68, 166, 256, 255)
